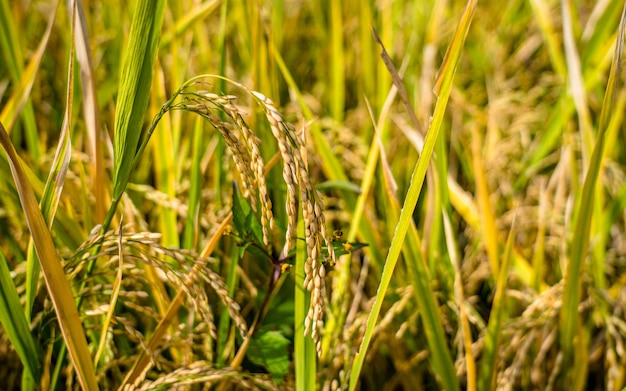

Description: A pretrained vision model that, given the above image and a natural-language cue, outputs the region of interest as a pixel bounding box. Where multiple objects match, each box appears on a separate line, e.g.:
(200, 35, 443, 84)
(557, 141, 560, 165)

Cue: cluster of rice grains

(178, 81, 337, 355)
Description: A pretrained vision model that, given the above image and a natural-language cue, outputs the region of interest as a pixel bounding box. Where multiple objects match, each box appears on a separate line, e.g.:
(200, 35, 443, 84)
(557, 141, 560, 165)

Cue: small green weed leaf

(248, 330, 290, 385)
(316, 180, 362, 194)
(232, 182, 265, 248)
(325, 240, 368, 259)
(261, 283, 295, 327)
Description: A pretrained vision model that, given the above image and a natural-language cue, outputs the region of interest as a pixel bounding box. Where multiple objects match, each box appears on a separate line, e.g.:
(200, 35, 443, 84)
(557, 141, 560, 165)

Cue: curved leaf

(0, 121, 98, 390)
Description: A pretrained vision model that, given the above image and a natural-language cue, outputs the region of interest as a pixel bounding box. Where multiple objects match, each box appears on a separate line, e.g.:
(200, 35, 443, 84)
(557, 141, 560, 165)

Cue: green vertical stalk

(110, 0, 167, 223)
(214, 0, 228, 208)
(348, 1, 476, 389)
(217, 246, 240, 366)
(295, 216, 315, 391)
(330, 0, 345, 122)
(183, 117, 204, 251)
(558, 4, 626, 386)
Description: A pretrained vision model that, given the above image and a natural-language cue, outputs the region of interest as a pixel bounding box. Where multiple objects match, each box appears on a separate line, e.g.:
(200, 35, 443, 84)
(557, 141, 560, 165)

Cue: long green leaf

(559, 2, 626, 383)
(0, 121, 98, 390)
(0, 249, 40, 382)
(295, 214, 316, 391)
(348, 1, 476, 390)
(109, 0, 166, 225)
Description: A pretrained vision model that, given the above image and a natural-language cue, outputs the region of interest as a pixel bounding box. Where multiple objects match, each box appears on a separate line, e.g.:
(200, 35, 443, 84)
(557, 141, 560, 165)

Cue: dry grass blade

(372, 26, 420, 133)
(470, 124, 499, 277)
(0, 121, 98, 390)
(26, 0, 77, 320)
(74, 0, 108, 223)
(562, 0, 594, 165)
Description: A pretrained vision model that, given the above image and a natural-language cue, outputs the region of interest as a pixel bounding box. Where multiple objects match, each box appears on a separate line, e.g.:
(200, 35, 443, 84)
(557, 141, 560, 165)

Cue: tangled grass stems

(62, 224, 250, 388)
(67, 226, 248, 340)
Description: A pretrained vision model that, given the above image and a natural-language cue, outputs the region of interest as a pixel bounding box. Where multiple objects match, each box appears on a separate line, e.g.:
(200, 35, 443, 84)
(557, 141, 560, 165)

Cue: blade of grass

(0, 121, 98, 390)
(214, 0, 228, 209)
(582, 0, 622, 66)
(329, 0, 345, 122)
(559, 2, 626, 385)
(159, 0, 220, 47)
(0, 0, 42, 159)
(182, 117, 207, 250)
(25, 1, 76, 321)
(443, 211, 475, 391)
(349, 2, 476, 389)
(562, 0, 594, 166)
(74, 0, 108, 224)
(295, 213, 315, 391)
(478, 216, 516, 390)
(0, 249, 40, 382)
(321, 86, 396, 359)
(0, 2, 56, 134)
(107, 0, 166, 231)
(358, 0, 375, 104)
(470, 123, 499, 277)
(529, 0, 567, 78)
(376, 102, 458, 390)
(152, 66, 179, 248)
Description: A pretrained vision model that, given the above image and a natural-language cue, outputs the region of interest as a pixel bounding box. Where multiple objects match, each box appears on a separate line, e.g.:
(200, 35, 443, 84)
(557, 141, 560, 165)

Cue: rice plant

(1, 0, 626, 390)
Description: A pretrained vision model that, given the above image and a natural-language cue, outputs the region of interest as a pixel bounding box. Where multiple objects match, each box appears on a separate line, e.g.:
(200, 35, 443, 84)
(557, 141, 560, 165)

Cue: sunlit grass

(0, 1, 625, 390)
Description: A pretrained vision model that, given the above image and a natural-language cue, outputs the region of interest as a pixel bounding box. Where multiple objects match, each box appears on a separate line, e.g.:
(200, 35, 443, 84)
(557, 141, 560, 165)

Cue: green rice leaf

(0, 249, 40, 381)
(111, 0, 166, 210)
(232, 182, 265, 250)
(559, 1, 626, 380)
(295, 214, 315, 391)
(348, 2, 476, 390)
(247, 330, 290, 385)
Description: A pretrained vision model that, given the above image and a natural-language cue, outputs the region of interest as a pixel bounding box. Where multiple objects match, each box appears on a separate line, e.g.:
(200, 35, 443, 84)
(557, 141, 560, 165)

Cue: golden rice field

(1, 0, 625, 390)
